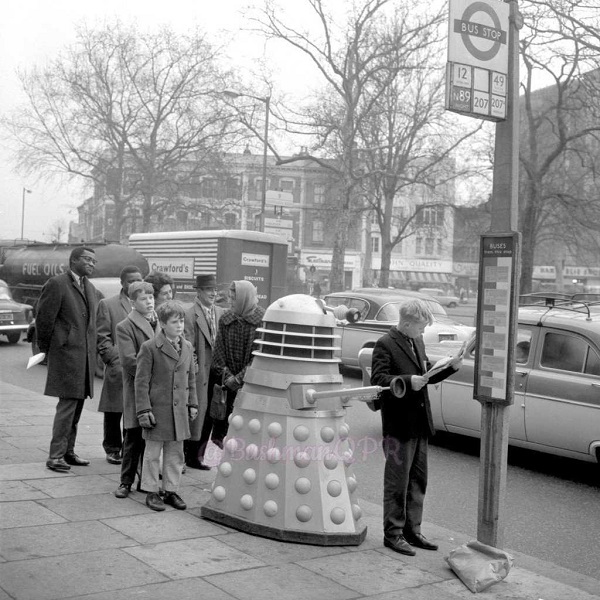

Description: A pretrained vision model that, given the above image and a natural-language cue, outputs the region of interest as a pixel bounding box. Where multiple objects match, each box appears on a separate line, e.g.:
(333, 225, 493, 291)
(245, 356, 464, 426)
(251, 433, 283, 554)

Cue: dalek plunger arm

(305, 376, 405, 405)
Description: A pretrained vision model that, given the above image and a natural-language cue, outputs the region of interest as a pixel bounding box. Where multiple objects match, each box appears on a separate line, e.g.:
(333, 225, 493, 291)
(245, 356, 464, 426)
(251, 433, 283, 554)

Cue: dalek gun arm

(319, 300, 361, 323)
(305, 377, 405, 407)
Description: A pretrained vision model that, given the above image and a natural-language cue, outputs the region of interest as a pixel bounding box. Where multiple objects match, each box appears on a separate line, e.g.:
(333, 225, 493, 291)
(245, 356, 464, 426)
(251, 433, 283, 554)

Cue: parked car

(0, 279, 34, 344)
(360, 295, 600, 465)
(324, 288, 475, 368)
(418, 287, 460, 308)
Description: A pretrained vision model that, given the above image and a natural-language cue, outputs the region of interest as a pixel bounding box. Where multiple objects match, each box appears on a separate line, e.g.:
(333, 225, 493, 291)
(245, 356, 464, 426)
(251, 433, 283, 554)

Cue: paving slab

(299, 548, 443, 595)
(0, 500, 66, 528)
(102, 510, 227, 544)
(37, 492, 150, 521)
(432, 567, 600, 600)
(0, 520, 136, 560)
(217, 530, 348, 565)
(0, 479, 51, 502)
(0, 548, 167, 600)
(124, 536, 265, 579)
(0, 462, 71, 481)
(64, 578, 238, 600)
(25, 474, 118, 498)
(204, 563, 358, 600)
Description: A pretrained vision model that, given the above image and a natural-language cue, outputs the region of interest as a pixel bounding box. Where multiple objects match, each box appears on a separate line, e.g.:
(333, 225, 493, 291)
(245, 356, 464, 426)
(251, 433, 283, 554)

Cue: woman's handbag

(209, 384, 227, 420)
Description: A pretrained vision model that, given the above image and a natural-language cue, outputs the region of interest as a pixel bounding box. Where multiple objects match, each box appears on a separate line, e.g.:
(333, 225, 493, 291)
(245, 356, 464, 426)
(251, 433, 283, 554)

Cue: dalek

(200, 294, 404, 546)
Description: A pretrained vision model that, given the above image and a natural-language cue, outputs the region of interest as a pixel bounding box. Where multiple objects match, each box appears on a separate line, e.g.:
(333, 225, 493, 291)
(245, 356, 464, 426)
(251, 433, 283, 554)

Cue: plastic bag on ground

(445, 539, 514, 593)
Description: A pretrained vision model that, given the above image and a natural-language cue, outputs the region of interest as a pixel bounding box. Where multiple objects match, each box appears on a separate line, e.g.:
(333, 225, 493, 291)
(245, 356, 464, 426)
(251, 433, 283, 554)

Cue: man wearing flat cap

(183, 274, 226, 469)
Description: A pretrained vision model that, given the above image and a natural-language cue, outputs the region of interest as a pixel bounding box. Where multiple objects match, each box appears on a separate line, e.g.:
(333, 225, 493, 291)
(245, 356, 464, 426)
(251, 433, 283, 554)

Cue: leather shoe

(164, 491, 187, 510)
(64, 453, 90, 466)
(383, 535, 416, 556)
(46, 458, 71, 472)
(146, 492, 166, 511)
(114, 483, 131, 499)
(185, 458, 211, 471)
(405, 532, 438, 551)
(106, 452, 122, 465)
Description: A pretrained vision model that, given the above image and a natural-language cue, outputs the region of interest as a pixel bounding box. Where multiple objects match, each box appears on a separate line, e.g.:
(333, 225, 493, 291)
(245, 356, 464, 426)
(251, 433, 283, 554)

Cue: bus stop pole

(477, 0, 521, 548)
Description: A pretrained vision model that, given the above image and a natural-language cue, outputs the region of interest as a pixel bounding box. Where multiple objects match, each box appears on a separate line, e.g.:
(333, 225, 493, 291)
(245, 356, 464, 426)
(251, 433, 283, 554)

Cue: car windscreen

(375, 299, 446, 321)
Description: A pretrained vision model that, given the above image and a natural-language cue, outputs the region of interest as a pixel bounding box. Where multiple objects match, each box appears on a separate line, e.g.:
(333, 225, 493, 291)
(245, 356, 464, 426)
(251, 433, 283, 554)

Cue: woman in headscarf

(210, 280, 265, 446)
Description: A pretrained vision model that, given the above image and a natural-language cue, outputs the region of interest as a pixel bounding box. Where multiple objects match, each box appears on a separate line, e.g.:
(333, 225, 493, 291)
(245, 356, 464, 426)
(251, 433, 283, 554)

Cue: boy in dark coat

(371, 299, 462, 557)
(135, 300, 198, 511)
(114, 281, 158, 498)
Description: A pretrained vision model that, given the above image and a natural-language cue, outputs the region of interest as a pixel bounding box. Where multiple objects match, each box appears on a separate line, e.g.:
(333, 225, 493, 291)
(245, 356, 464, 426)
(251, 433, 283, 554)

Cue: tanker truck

(0, 242, 149, 349)
(0, 242, 149, 307)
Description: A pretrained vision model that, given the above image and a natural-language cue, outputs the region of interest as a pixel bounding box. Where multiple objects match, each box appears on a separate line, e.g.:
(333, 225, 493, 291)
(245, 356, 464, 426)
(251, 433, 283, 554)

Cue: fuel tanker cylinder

(201, 294, 386, 546)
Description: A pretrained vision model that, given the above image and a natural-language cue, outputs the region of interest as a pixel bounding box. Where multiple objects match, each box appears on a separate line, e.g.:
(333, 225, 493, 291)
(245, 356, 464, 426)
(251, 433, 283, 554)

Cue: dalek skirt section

(200, 294, 367, 545)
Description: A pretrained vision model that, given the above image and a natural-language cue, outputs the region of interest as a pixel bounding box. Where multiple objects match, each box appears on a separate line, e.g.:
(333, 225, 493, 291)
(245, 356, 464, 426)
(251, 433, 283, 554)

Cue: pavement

(0, 380, 598, 600)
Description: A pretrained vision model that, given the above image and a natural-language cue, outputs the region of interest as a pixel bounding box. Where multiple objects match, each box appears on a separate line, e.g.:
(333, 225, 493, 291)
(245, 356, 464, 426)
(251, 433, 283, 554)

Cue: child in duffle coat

(135, 300, 198, 512)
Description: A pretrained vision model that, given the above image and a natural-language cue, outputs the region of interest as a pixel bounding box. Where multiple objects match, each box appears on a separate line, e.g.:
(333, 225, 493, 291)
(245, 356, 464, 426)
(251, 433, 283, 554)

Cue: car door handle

(515, 370, 528, 377)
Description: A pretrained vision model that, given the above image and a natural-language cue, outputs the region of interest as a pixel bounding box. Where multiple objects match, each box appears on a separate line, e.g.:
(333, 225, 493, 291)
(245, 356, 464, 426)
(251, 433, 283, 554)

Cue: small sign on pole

(446, 0, 510, 121)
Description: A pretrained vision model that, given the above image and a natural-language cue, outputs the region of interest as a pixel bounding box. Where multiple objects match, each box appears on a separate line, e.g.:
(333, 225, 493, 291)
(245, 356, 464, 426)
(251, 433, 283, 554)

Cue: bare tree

(357, 28, 486, 288)
(2, 22, 241, 239)
(518, 0, 600, 292)
(249, 0, 446, 291)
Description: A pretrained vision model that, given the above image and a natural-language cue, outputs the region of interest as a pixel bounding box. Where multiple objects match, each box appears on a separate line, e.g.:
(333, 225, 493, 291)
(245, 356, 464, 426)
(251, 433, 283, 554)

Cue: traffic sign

(448, 0, 509, 73)
(446, 0, 509, 122)
(265, 190, 294, 205)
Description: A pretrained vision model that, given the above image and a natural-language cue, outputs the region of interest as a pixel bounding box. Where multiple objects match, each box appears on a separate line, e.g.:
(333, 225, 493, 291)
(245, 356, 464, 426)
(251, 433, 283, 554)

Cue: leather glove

(138, 411, 156, 429)
(188, 407, 198, 421)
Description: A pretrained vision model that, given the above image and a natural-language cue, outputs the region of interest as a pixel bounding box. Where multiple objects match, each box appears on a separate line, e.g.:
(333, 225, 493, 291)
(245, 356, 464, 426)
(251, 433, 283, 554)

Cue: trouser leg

(382, 436, 418, 539)
(102, 411, 123, 454)
(198, 370, 218, 460)
(120, 427, 144, 486)
(211, 389, 236, 444)
(404, 436, 428, 537)
(141, 440, 162, 493)
(162, 441, 185, 492)
(49, 397, 84, 459)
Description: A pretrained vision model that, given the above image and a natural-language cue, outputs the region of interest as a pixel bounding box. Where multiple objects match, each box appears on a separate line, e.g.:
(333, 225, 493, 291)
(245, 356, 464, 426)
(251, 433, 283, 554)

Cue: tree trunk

(329, 210, 351, 292)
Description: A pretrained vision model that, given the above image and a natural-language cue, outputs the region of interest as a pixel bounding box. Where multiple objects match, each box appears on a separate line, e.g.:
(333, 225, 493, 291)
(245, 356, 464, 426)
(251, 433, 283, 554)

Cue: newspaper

(424, 334, 473, 380)
(27, 353, 46, 369)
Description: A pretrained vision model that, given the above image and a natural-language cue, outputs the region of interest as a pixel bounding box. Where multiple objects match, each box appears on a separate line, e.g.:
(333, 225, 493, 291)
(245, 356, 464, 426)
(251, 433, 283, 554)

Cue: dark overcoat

(36, 271, 98, 399)
(97, 291, 131, 412)
(135, 331, 197, 442)
(183, 299, 225, 439)
(370, 327, 456, 441)
(116, 310, 158, 430)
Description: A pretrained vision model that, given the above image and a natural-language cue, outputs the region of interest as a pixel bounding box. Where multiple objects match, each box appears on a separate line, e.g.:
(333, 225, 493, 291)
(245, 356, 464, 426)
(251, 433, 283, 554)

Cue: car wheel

(6, 331, 21, 344)
(448, 302, 457, 308)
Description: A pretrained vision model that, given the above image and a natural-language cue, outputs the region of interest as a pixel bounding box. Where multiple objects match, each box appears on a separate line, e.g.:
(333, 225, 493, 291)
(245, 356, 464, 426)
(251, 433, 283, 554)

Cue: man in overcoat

(97, 265, 143, 464)
(37, 246, 99, 472)
(183, 274, 225, 469)
(370, 299, 462, 556)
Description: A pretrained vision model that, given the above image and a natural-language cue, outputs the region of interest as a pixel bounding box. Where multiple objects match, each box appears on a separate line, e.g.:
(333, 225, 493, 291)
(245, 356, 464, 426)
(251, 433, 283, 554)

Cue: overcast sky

(0, 0, 312, 242)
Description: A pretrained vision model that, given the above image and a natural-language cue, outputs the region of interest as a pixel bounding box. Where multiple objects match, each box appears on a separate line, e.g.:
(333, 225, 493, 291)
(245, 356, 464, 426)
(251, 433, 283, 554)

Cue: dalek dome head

(264, 294, 335, 328)
(254, 294, 345, 363)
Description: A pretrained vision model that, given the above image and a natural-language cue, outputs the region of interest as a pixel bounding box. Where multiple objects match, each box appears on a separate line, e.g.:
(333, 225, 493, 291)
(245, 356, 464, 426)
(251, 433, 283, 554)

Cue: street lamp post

(223, 91, 270, 232)
(21, 188, 32, 240)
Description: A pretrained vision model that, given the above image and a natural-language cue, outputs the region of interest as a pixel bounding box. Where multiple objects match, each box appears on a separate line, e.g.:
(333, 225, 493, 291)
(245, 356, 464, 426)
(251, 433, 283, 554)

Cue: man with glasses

(183, 274, 226, 469)
(37, 247, 99, 472)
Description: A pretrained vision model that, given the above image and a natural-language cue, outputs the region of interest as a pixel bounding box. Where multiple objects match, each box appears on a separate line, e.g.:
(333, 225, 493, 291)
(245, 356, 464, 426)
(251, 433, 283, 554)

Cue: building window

(416, 237, 423, 255)
(279, 179, 294, 192)
(224, 212, 237, 228)
(425, 237, 434, 255)
(314, 184, 325, 204)
(312, 219, 324, 243)
(417, 205, 445, 227)
(371, 236, 380, 253)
